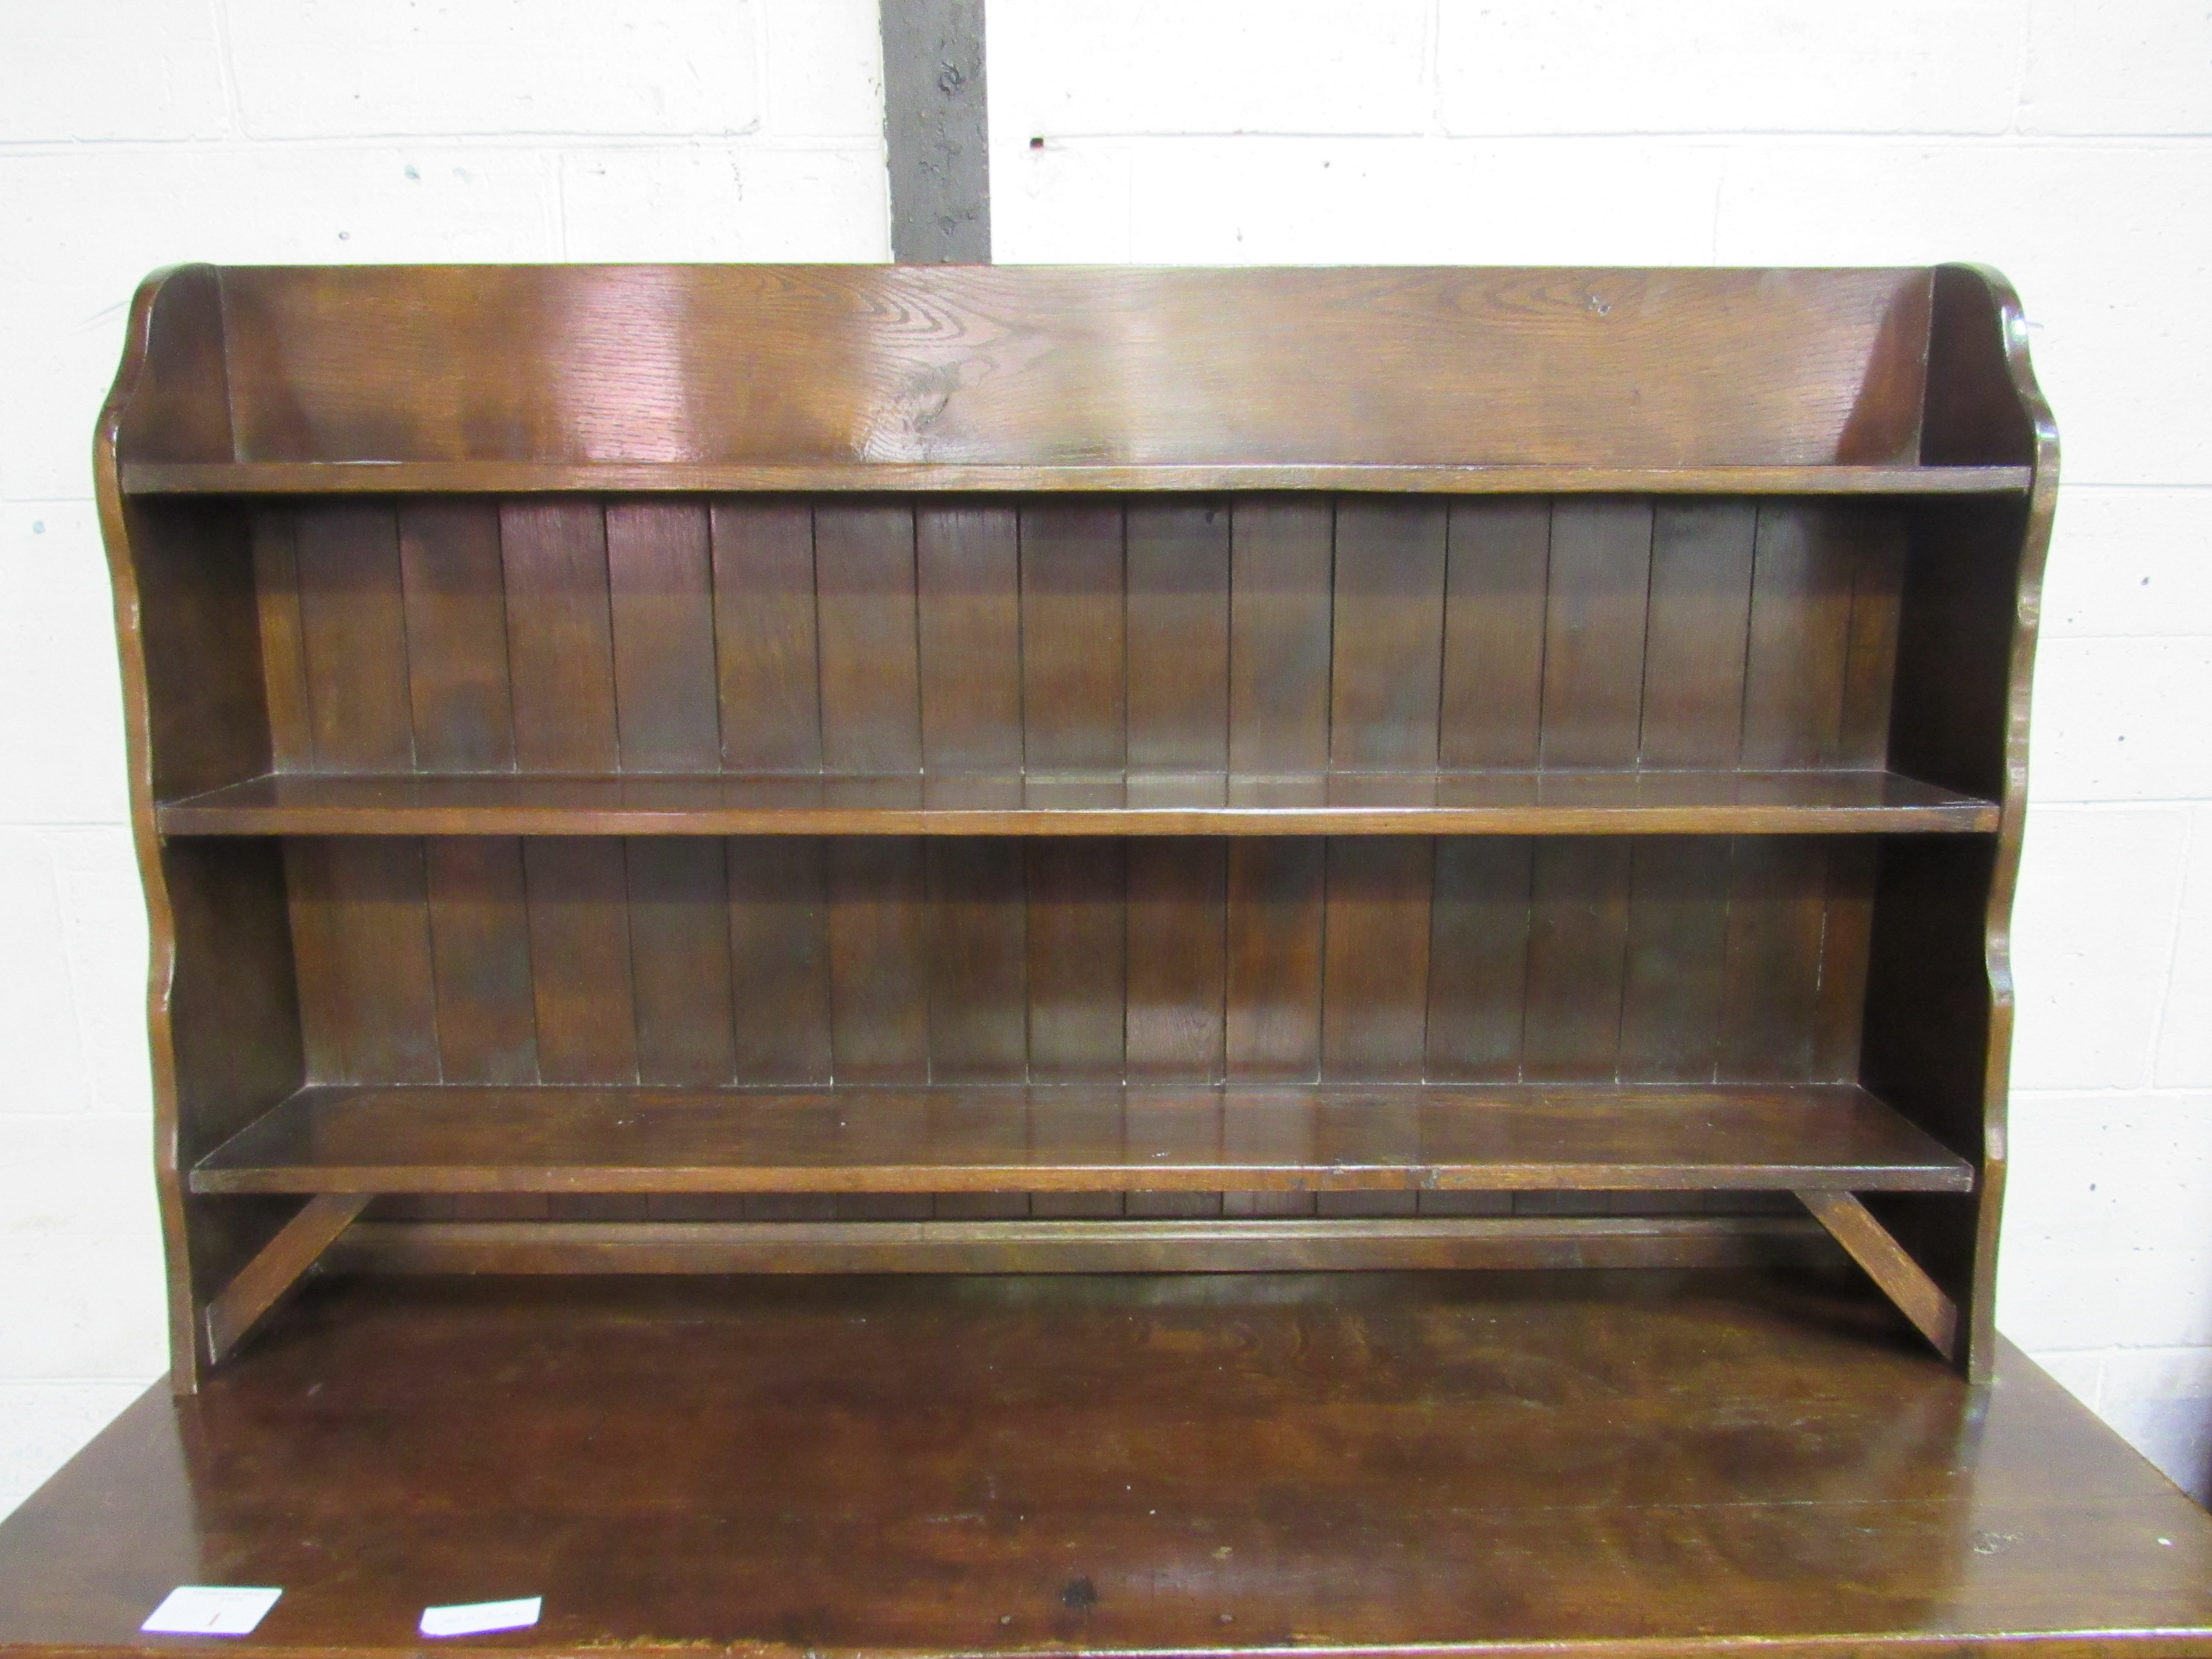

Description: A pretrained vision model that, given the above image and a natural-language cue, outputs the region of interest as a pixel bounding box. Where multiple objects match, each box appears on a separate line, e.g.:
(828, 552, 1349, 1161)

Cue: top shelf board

(157, 768, 1999, 836)
(119, 461, 2032, 497)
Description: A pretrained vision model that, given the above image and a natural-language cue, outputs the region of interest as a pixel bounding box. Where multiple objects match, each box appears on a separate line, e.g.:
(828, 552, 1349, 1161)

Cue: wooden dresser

(5, 262, 2201, 1659)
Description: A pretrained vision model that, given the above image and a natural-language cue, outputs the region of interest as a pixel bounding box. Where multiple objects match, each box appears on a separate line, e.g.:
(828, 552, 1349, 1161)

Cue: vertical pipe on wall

(880, 0, 991, 262)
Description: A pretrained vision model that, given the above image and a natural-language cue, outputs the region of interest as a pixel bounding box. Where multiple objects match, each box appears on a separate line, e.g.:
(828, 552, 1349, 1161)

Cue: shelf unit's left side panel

(99, 266, 309, 1391)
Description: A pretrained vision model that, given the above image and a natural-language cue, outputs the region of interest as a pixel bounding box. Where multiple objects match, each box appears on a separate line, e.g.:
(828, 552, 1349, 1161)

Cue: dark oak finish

(96, 263, 2053, 1389)
(2, 1272, 2208, 1659)
(123, 458, 2033, 493)
(156, 768, 2001, 835)
(187, 1082, 1974, 1196)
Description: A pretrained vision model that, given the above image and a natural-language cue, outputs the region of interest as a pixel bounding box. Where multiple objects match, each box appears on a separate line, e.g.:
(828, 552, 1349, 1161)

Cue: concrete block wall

(0, 0, 887, 1519)
(1, 0, 2206, 1516)
(989, 0, 2212, 1503)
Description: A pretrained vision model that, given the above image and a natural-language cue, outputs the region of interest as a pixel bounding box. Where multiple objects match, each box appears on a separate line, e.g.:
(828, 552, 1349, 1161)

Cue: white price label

(419, 1597, 542, 1638)
(141, 1587, 283, 1636)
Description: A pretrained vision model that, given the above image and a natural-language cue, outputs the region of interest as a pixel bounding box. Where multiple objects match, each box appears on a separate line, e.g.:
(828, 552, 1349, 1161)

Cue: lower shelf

(326, 1213, 1838, 1276)
(190, 1082, 1973, 1196)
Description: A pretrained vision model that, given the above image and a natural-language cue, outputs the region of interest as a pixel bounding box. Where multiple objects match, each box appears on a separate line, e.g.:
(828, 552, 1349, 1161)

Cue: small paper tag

(141, 1587, 284, 1636)
(419, 1597, 542, 1638)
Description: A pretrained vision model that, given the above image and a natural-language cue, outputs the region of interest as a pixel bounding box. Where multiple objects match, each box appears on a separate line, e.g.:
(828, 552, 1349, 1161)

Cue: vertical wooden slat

(295, 503, 414, 772)
(1717, 837, 1829, 1081)
(1424, 838, 1534, 1083)
(522, 838, 637, 1083)
(1329, 500, 1448, 770)
(815, 504, 922, 773)
(501, 501, 619, 772)
(1839, 514, 1908, 768)
(1815, 840, 1878, 1082)
(1126, 502, 1230, 772)
(1617, 837, 1733, 1082)
(1321, 838, 1433, 1081)
(1539, 499, 1654, 769)
(710, 500, 822, 772)
(1228, 498, 1334, 774)
(397, 500, 515, 773)
(1741, 504, 1858, 769)
(1020, 502, 1126, 771)
(1025, 839, 1126, 1078)
(626, 838, 737, 1086)
(283, 838, 350, 1082)
(1439, 499, 1551, 770)
(726, 837, 833, 1084)
(925, 838, 1026, 1082)
(424, 837, 537, 1085)
(1522, 840, 1633, 1081)
(608, 502, 721, 772)
(1126, 838, 1227, 1082)
(916, 503, 1022, 772)
(251, 507, 315, 771)
(827, 838, 930, 1082)
(321, 837, 441, 1083)
(1638, 502, 1757, 768)
(1224, 838, 1325, 1081)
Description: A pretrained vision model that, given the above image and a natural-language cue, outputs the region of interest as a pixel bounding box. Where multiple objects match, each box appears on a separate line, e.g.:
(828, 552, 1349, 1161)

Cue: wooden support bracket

(203, 1193, 370, 1364)
(1797, 1190, 1960, 1361)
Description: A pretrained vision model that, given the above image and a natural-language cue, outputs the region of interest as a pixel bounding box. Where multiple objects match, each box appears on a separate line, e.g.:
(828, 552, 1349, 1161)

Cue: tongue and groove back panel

(248, 495, 1907, 778)
(258, 489, 1897, 1223)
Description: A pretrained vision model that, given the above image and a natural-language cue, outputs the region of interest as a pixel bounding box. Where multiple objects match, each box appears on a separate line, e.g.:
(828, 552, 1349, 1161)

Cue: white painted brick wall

(0, 0, 886, 1523)
(993, 0, 2212, 1504)
(2, 0, 2207, 1519)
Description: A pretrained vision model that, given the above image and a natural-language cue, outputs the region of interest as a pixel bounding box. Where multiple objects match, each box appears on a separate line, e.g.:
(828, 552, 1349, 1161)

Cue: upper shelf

(157, 768, 1999, 836)
(119, 461, 2032, 496)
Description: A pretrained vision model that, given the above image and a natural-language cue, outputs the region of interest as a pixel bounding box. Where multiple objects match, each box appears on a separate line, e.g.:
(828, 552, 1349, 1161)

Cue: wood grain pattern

(521, 838, 637, 1084)
(295, 505, 413, 772)
(161, 768, 2001, 838)
(608, 502, 721, 772)
(397, 500, 514, 772)
(1228, 499, 1334, 773)
(1329, 500, 1448, 770)
(249, 508, 314, 771)
(710, 500, 822, 771)
(1125, 839, 1228, 1082)
(1638, 502, 1756, 768)
(1224, 839, 1325, 1082)
(1522, 840, 1633, 1082)
(423, 837, 537, 1085)
(1125, 501, 1230, 771)
(916, 503, 1022, 771)
(725, 838, 832, 1084)
(814, 505, 920, 773)
(827, 838, 930, 1083)
(1439, 499, 1551, 769)
(625, 838, 737, 1086)
(202, 265, 1940, 467)
(1540, 500, 1654, 769)
(190, 1082, 1974, 1194)
(501, 501, 619, 772)
(127, 459, 2034, 496)
(924, 838, 1026, 1082)
(1020, 503, 1125, 771)
(1024, 840, 1126, 1079)
(1321, 838, 1433, 1081)
(15, 1274, 2207, 1655)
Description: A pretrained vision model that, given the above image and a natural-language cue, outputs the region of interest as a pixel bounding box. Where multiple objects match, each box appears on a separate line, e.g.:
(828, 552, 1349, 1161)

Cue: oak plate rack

(97, 262, 2054, 1387)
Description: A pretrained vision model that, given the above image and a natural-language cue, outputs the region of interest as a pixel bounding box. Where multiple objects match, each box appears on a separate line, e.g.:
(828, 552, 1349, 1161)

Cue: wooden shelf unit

(98, 262, 2054, 1387)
